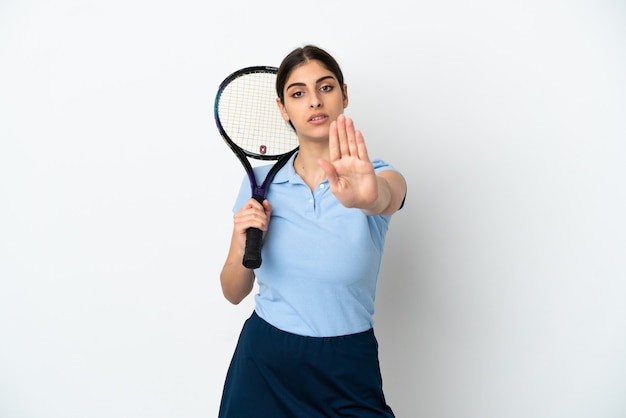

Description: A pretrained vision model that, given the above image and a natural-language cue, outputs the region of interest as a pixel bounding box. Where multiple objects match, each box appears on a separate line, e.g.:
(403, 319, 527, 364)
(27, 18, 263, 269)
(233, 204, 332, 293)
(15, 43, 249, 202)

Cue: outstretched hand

(318, 115, 379, 210)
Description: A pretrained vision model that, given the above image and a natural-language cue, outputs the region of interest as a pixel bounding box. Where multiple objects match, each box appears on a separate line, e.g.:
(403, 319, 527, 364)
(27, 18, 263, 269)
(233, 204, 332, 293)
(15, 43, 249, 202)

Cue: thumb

(262, 199, 272, 216)
(318, 159, 339, 187)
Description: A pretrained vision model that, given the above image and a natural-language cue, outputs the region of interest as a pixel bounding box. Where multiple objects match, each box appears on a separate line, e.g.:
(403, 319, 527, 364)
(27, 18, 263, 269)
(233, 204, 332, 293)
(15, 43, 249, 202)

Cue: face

(276, 60, 348, 142)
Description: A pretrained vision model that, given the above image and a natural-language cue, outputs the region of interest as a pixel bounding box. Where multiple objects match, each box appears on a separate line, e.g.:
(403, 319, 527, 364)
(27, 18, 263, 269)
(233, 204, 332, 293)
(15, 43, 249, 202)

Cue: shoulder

(253, 163, 274, 177)
(371, 158, 396, 173)
(371, 158, 407, 212)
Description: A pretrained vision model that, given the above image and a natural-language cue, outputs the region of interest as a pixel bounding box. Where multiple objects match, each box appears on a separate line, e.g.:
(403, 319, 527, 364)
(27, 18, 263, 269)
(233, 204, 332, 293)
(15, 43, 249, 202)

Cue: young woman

(218, 45, 406, 417)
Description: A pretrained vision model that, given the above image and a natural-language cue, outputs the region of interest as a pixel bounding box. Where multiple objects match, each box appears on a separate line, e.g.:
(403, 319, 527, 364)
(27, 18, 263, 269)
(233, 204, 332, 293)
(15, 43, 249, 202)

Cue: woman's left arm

(319, 115, 406, 216)
(361, 170, 406, 216)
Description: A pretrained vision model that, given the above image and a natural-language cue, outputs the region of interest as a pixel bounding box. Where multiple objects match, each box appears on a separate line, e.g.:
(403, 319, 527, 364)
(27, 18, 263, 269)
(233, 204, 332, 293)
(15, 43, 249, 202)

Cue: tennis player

(219, 45, 407, 417)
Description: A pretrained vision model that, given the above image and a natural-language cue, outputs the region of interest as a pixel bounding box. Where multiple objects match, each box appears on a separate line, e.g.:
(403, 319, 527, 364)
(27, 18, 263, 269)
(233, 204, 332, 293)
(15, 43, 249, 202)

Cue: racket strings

(218, 72, 298, 157)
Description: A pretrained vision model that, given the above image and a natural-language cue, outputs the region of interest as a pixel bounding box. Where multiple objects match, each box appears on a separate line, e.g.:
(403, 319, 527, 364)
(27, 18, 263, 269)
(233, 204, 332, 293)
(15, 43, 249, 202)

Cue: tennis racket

(214, 66, 299, 269)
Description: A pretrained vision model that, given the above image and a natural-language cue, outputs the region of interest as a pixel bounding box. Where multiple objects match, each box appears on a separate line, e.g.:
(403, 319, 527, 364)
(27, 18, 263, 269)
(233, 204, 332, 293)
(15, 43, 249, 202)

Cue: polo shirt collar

(272, 151, 331, 187)
(273, 151, 300, 184)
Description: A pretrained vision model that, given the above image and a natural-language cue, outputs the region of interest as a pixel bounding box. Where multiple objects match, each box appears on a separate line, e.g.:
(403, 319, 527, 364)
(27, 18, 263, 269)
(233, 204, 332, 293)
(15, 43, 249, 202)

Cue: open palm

(318, 115, 378, 210)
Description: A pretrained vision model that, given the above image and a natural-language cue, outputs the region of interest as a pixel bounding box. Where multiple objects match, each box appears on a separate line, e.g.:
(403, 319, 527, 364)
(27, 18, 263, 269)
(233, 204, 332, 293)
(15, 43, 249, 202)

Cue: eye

(290, 90, 304, 98)
(320, 85, 334, 92)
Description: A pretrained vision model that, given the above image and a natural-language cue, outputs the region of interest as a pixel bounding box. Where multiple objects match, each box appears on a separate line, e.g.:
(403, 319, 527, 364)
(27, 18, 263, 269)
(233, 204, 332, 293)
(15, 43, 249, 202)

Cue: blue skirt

(218, 311, 395, 417)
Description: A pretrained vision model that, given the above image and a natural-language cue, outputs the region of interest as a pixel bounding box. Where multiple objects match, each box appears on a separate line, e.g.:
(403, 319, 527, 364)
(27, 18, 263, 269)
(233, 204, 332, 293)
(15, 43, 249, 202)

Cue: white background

(1, 1, 625, 417)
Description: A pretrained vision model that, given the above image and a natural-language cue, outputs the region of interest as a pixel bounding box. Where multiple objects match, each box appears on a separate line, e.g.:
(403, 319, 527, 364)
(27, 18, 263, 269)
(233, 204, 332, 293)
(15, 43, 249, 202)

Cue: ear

(342, 83, 349, 109)
(276, 97, 290, 122)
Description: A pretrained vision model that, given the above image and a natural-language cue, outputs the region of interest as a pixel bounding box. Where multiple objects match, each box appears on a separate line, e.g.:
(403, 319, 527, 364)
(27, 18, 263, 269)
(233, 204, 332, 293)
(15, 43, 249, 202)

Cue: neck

(294, 152, 327, 191)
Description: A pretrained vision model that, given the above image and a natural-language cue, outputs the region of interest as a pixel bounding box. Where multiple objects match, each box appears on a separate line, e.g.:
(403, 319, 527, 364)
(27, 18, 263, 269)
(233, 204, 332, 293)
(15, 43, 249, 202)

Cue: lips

(309, 113, 328, 123)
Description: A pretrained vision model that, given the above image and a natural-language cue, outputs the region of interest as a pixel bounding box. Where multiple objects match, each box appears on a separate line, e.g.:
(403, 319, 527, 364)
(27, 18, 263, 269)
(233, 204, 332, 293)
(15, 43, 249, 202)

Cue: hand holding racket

(214, 66, 299, 269)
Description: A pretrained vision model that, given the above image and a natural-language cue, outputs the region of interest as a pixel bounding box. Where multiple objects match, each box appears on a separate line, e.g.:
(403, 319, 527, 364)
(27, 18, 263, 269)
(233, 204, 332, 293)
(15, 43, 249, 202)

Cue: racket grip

(243, 227, 263, 269)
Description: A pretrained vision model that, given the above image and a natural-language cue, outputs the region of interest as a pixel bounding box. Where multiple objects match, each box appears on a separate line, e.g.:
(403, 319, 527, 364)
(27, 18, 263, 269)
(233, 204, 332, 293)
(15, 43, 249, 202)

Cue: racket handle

(243, 227, 263, 269)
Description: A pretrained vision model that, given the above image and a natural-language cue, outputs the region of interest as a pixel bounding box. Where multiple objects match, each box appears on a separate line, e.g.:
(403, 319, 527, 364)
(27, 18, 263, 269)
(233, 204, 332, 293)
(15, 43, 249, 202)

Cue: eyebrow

(285, 75, 336, 91)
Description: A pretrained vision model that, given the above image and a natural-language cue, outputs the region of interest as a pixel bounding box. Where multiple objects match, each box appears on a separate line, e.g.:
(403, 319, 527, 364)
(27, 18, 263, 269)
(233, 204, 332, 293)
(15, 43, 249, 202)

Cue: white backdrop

(1, 1, 625, 417)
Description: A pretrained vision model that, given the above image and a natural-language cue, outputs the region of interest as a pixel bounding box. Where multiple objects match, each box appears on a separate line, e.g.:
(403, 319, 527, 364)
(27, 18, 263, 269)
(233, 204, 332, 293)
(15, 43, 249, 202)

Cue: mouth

(308, 113, 328, 123)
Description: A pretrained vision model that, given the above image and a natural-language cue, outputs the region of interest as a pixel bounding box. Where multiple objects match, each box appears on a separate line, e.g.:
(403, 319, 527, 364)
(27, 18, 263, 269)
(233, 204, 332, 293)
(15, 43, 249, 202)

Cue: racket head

(214, 66, 299, 161)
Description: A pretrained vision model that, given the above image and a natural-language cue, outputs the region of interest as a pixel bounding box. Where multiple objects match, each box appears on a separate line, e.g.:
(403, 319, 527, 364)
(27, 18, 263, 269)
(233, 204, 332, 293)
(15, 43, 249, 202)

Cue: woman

(219, 45, 406, 417)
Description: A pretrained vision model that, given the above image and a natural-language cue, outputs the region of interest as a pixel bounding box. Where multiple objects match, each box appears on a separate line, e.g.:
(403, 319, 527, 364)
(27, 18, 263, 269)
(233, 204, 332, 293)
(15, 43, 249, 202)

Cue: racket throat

(252, 190, 265, 202)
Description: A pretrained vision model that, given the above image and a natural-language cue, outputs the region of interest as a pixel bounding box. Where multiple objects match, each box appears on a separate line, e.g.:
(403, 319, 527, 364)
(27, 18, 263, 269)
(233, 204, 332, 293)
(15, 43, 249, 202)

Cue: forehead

(285, 60, 335, 85)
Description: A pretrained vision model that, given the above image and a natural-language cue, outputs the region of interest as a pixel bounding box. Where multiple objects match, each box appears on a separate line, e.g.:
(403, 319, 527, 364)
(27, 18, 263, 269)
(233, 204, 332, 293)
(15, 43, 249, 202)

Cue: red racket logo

(260, 145, 267, 155)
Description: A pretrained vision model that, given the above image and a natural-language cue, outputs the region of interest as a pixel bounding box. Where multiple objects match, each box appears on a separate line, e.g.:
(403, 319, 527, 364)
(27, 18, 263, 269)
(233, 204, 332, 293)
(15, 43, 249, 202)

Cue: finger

(236, 199, 269, 223)
(345, 117, 358, 156)
(336, 114, 349, 157)
(236, 210, 270, 232)
(355, 130, 370, 161)
(318, 158, 339, 187)
(244, 197, 264, 210)
(328, 120, 340, 162)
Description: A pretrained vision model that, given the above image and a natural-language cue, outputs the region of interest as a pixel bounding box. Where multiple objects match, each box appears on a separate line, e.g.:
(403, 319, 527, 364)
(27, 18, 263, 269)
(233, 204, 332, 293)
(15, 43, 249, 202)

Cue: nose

(309, 92, 322, 108)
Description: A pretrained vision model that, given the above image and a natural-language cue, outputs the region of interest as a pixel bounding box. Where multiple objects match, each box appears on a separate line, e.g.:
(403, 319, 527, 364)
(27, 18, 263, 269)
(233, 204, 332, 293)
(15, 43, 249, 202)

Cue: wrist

(361, 177, 390, 216)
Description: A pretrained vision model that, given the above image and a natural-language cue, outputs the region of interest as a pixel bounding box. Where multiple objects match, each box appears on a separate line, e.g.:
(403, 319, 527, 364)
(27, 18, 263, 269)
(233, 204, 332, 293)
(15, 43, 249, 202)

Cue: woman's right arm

(220, 230, 255, 304)
(219, 198, 272, 304)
